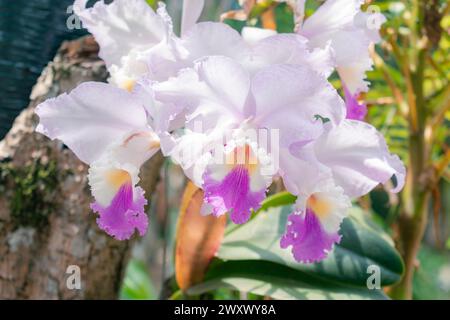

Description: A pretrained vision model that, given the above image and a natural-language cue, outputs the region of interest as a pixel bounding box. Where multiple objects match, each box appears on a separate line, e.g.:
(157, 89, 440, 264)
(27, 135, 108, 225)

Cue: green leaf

(225, 192, 296, 236)
(220, 205, 403, 286)
(145, 0, 158, 9)
(413, 245, 450, 300)
(120, 260, 155, 300)
(274, 3, 295, 33)
(259, 192, 297, 212)
(189, 260, 388, 300)
(189, 200, 404, 300)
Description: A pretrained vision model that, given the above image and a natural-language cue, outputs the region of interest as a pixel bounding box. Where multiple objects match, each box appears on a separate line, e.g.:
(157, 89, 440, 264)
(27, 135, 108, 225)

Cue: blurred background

(0, 0, 448, 300)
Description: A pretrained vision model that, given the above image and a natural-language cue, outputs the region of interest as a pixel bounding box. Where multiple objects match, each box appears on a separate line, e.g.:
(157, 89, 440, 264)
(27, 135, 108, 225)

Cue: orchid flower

(34, 0, 405, 265)
(277, 116, 405, 262)
(153, 55, 405, 263)
(36, 82, 160, 240)
(74, 0, 334, 91)
(35, 0, 332, 240)
(298, 0, 386, 95)
(153, 56, 345, 221)
(297, 0, 386, 120)
(280, 178, 351, 263)
(73, 0, 205, 89)
(175, 9, 336, 79)
(243, 0, 383, 121)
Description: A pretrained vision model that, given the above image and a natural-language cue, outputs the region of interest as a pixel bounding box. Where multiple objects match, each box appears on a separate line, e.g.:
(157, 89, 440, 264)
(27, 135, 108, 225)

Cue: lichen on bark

(1, 155, 59, 228)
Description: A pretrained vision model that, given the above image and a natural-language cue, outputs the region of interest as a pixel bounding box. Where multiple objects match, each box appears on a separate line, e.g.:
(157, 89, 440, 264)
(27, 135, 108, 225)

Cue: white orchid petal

(182, 22, 250, 63)
(88, 155, 140, 206)
(74, 0, 167, 68)
(35, 82, 149, 164)
(181, 0, 205, 37)
(251, 64, 346, 128)
(314, 119, 406, 198)
(153, 56, 251, 131)
(299, 0, 385, 94)
(247, 33, 335, 78)
(241, 27, 277, 46)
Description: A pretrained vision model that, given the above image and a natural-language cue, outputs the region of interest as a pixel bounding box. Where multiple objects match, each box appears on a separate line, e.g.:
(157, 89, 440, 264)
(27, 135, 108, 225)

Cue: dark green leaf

(189, 260, 388, 300)
(189, 201, 404, 300)
(220, 205, 403, 287)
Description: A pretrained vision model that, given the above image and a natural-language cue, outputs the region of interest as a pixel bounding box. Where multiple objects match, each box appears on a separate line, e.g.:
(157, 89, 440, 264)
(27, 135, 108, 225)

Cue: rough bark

(0, 36, 164, 299)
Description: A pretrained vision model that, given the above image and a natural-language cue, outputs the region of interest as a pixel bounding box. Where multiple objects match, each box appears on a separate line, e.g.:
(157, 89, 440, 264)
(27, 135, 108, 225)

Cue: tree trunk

(0, 36, 164, 299)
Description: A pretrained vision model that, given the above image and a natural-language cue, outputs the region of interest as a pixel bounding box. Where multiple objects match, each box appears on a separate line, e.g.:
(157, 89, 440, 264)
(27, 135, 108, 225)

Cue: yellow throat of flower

(307, 194, 332, 220)
(106, 169, 132, 190)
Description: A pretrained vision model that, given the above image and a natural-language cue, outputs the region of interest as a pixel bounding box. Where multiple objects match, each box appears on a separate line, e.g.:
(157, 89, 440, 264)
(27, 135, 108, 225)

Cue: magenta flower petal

(203, 165, 266, 225)
(280, 209, 341, 263)
(91, 184, 148, 240)
(344, 86, 367, 121)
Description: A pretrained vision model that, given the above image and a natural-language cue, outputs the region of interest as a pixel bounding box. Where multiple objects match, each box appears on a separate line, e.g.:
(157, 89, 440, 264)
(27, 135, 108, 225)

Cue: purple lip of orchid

(91, 183, 148, 241)
(280, 208, 342, 264)
(203, 165, 266, 225)
(202, 143, 268, 225)
(344, 86, 368, 121)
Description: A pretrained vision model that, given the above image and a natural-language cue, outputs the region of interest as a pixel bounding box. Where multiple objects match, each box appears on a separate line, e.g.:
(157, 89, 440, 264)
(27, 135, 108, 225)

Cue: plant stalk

(390, 0, 432, 299)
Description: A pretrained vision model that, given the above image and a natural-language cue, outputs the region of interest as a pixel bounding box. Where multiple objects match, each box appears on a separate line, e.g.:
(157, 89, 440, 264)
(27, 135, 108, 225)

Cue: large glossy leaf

(189, 260, 388, 300)
(219, 205, 403, 286)
(188, 193, 404, 300)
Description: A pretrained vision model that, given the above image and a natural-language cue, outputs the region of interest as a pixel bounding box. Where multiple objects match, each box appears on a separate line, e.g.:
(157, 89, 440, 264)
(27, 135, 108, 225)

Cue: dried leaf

(261, 7, 277, 30)
(175, 181, 227, 291)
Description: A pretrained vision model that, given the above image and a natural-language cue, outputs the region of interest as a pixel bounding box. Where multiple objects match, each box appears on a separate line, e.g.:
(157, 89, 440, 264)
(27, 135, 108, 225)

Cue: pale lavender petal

(181, 0, 205, 36)
(203, 166, 266, 225)
(74, 0, 167, 67)
(241, 27, 277, 46)
(299, 0, 385, 94)
(314, 119, 406, 198)
(344, 86, 367, 121)
(280, 209, 341, 263)
(182, 22, 249, 63)
(91, 184, 148, 240)
(35, 82, 148, 164)
(153, 56, 251, 131)
(279, 147, 332, 197)
(251, 64, 346, 129)
(334, 29, 373, 94)
(300, 0, 364, 40)
(248, 33, 335, 78)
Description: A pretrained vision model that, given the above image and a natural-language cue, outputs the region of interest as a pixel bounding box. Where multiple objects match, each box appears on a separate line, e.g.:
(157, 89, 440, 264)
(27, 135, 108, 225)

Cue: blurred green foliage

(413, 246, 450, 300)
(120, 260, 156, 300)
